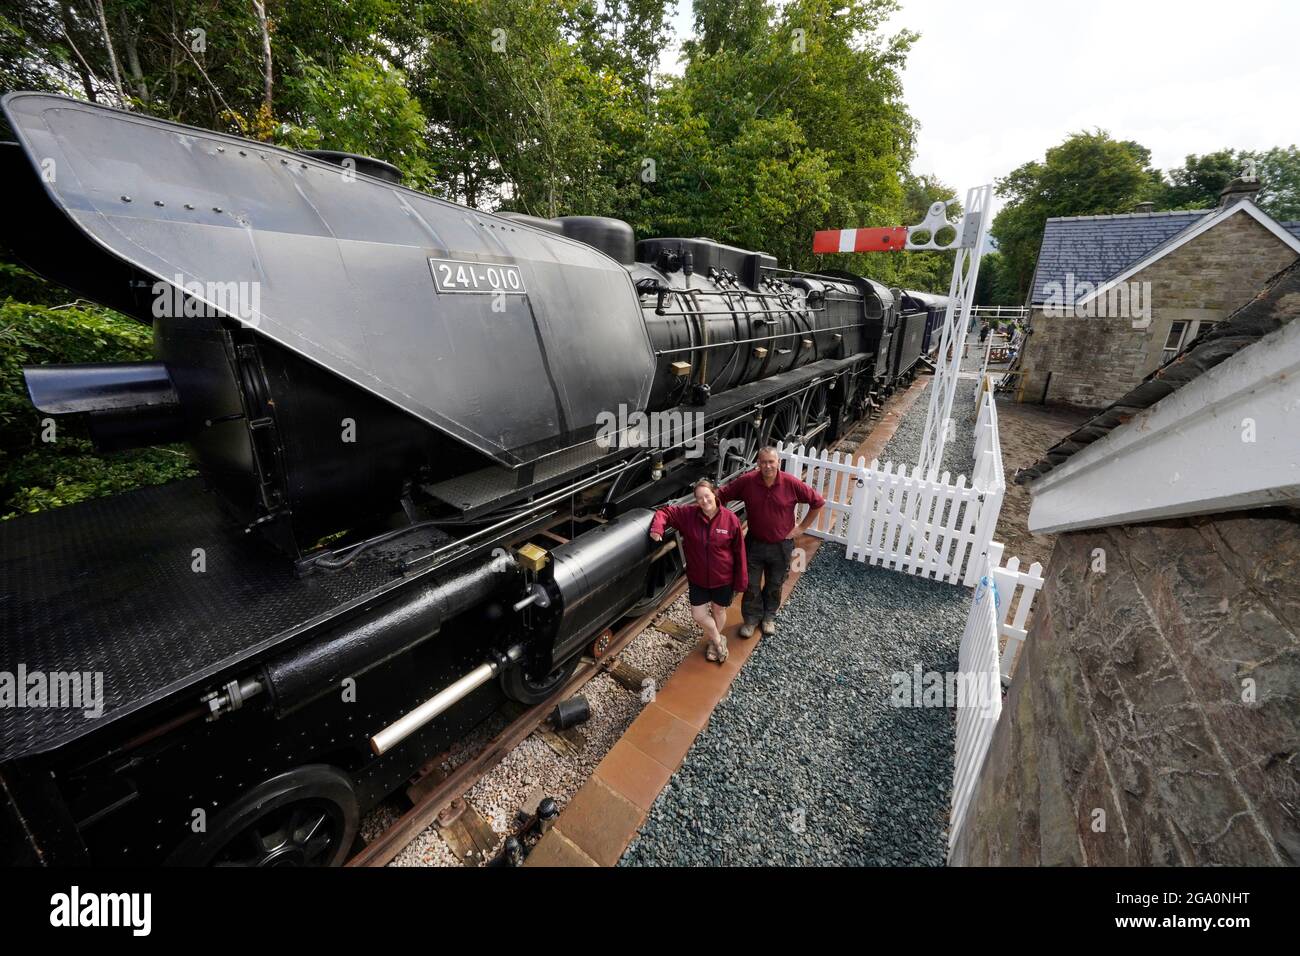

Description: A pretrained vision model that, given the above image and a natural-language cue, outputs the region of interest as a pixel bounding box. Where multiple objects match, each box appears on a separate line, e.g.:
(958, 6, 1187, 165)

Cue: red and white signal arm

(812, 226, 908, 254)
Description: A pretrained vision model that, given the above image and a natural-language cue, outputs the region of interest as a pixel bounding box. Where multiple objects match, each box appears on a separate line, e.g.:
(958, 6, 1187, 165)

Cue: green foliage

(990, 130, 1161, 303)
(1253, 146, 1300, 220)
(972, 251, 1019, 307)
(0, 282, 195, 519)
(1158, 146, 1300, 219)
(3, 439, 193, 516)
(278, 53, 436, 189)
(640, 0, 916, 273)
(1158, 148, 1240, 210)
(398, 0, 640, 215)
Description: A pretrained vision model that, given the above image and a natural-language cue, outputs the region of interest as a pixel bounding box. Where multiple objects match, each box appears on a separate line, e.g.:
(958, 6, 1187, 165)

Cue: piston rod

(369, 645, 524, 756)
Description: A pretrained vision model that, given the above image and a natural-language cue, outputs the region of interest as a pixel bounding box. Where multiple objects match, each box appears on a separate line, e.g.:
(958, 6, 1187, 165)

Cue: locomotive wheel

(715, 418, 760, 480)
(763, 399, 803, 449)
(842, 373, 865, 421)
(500, 653, 580, 706)
(805, 383, 831, 430)
(166, 765, 359, 867)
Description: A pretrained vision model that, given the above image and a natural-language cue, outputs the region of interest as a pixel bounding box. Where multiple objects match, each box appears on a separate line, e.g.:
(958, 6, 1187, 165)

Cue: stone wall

(1019, 211, 1298, 408)
(950, 509, 1299, 866)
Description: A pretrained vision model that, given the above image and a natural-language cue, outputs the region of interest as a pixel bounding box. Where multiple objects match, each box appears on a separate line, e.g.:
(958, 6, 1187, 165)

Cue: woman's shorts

(688, 582, 734, 608)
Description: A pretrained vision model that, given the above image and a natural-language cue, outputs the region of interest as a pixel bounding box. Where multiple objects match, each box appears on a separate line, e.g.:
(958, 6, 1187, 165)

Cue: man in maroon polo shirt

(719, 447, 824, 637)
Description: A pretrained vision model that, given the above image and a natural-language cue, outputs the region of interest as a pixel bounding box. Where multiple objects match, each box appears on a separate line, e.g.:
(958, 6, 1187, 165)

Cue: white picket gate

(779, 387, 1006, 586)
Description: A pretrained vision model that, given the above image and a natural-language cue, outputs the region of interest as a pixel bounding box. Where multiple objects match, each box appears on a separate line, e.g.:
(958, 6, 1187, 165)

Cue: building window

(1161, 321, 1189, 364)
(1160, 319, 1217, 365)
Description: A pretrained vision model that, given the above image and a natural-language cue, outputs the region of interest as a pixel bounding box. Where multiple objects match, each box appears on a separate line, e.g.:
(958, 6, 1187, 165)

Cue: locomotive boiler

(0, 93, 921, 865)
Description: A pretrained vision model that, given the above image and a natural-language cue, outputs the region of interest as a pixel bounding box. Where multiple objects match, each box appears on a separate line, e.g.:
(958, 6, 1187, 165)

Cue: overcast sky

(662, 0, 1298, 216)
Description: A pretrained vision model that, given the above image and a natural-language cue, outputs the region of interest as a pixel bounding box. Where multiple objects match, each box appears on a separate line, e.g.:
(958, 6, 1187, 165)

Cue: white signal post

(812, 184, 994, 475)
(916, 184, 993, 476)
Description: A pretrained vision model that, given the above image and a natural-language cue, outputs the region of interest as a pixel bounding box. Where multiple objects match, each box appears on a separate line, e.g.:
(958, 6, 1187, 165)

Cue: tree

(990, 130, 1159, 303)
(1159, 149, 1240, 209)
(1255, 146, 1300, 220)
(279, 54, 435, 189)
(641, 0, 917, 272)
(1152, 145, 1299, 218)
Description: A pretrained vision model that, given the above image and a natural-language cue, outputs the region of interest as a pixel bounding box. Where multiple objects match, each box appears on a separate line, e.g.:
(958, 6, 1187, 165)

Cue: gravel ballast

(622, 378, 979, 866)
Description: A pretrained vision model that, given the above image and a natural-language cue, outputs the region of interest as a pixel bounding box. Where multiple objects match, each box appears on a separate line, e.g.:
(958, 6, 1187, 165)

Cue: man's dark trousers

(743, 538, 793, 624)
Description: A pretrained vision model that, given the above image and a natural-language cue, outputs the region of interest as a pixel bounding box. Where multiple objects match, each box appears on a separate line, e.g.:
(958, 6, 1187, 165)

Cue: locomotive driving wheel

(762, 398, 804, 449)
(715, 418, 760, 480)
(167, 765, 359, 867)
(841, 372, 862, 418)
(629, 541, 686, 616)
(500, 652, 580, 706)
(804, 383, 831, 437)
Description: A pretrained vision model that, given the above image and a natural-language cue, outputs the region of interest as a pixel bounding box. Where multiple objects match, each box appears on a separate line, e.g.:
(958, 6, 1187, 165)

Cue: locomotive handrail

(759, 264, 868, 286)
(653, 285, 828, 318)
(653, 306, 828, 318)
(653, 322, 866, 355)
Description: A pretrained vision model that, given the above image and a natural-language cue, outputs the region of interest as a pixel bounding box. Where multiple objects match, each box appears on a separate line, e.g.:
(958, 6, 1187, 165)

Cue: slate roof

(1028, 209, 1210, 304)
(1017, 258, 1300, 485)
(1284, 221, 1300, 242)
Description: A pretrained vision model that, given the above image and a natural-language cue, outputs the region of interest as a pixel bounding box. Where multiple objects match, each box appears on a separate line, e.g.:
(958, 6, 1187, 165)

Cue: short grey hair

(756, 446, 780, 461)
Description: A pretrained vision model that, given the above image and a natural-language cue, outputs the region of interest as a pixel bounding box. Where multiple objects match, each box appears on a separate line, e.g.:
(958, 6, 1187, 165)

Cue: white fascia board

(1028, 317, 1300, 534)
(1076, 203, 1300, 308)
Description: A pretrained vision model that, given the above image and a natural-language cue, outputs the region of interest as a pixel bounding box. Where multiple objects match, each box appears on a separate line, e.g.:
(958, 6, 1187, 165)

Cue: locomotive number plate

(428, 257, 527, 295)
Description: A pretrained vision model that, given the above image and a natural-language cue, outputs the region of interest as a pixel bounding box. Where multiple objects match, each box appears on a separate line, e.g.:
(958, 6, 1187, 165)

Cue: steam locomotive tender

(0, 94, 938, 865)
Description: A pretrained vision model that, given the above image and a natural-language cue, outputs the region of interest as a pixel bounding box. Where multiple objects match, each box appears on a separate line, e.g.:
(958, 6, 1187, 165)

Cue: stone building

(1016, 179, 1300, 408)
(952, 261, 1300, 865)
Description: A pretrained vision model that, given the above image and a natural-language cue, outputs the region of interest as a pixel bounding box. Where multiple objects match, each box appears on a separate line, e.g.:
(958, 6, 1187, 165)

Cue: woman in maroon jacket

(649, 478, 748, 664)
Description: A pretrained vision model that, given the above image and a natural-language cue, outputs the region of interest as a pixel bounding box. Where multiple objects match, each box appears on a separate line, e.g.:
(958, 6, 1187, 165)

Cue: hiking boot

(761, 618, 776, 636)
(738, 620, 758, 639)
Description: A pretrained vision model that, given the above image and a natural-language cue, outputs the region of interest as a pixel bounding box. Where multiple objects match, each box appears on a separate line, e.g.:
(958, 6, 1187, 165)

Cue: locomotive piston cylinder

(260, 551, 516, 715)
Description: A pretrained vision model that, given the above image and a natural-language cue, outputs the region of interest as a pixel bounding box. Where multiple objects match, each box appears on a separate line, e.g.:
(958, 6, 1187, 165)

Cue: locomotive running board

(421, 354, 867, 518)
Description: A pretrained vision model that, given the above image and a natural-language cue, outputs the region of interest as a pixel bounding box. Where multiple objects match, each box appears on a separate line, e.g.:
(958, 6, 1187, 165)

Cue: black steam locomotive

(0, 94, 943, 865)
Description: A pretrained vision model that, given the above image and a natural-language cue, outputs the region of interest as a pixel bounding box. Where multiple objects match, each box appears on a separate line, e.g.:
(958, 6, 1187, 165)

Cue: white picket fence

(947, 541, 1047, 852)
(949, 559, 1003, 852)
(983, 541, 1045, 685)
(779, 387, 1006, 587)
